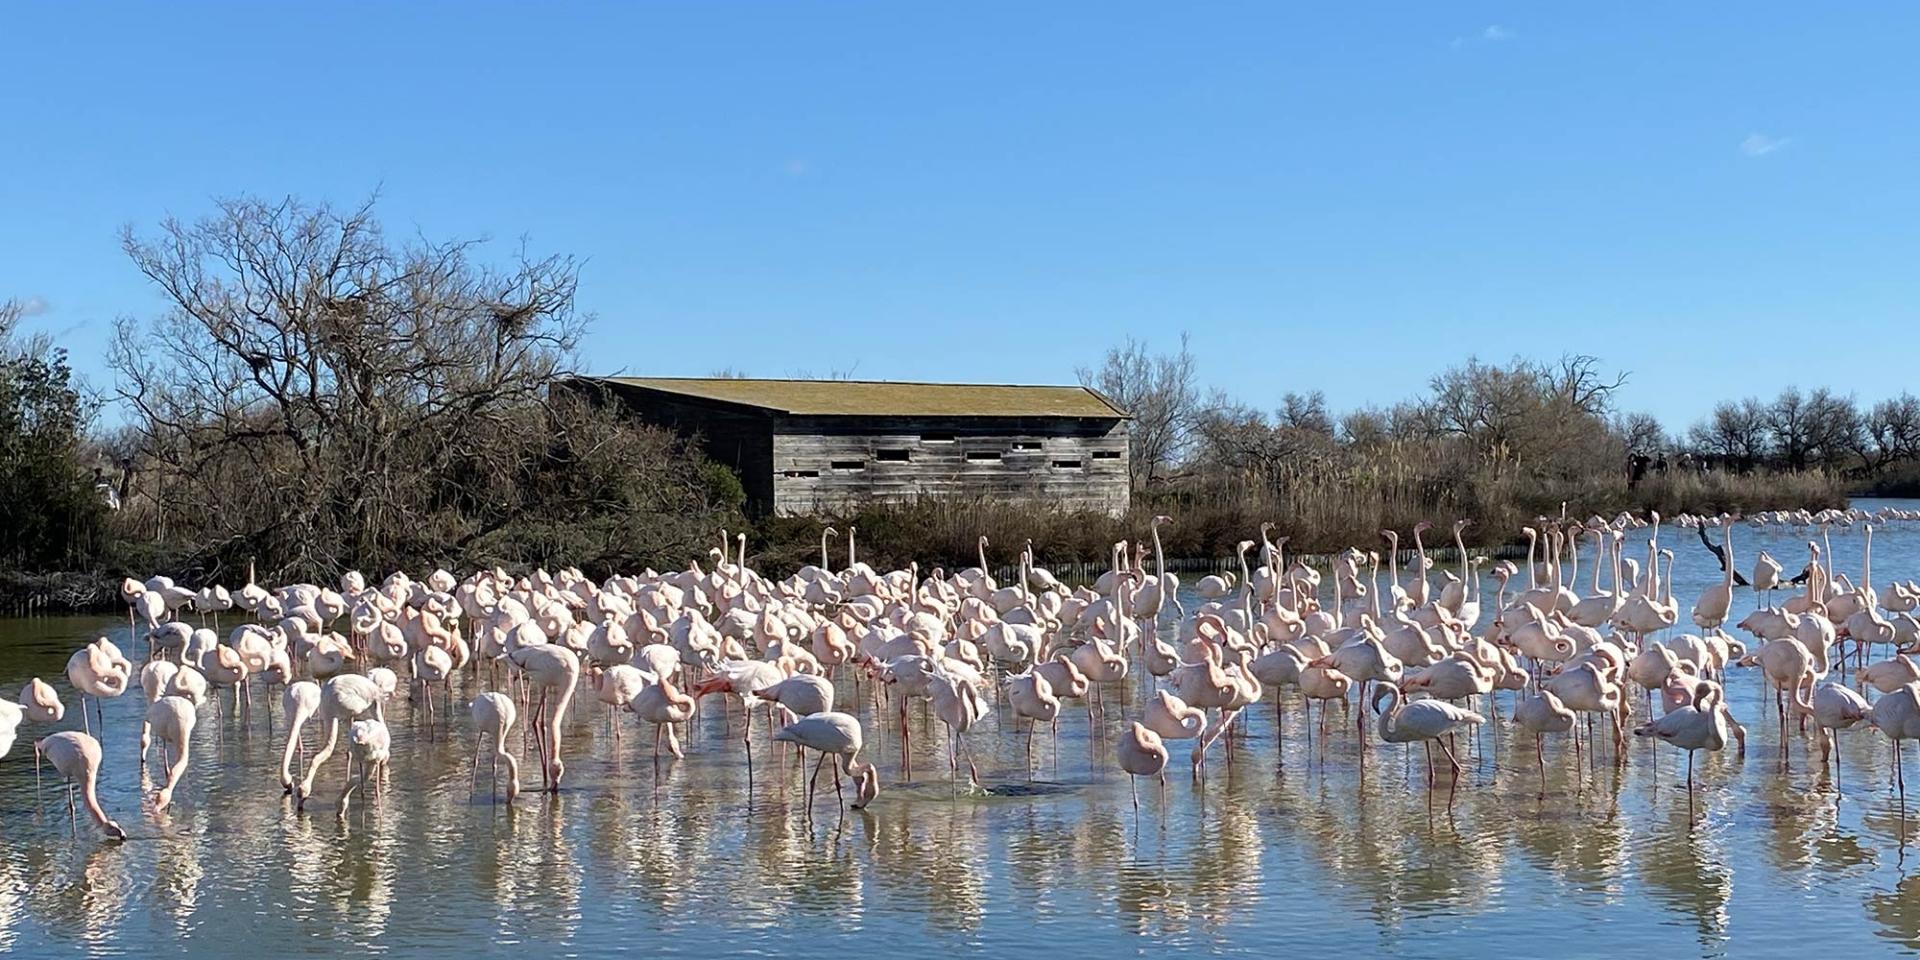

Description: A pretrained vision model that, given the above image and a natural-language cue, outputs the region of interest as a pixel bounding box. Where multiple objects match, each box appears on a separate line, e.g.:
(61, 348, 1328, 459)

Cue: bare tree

(1077, 333, 1202, 488)
(1193, 395, 1339, 485)
(1278, 390, 1336, 436)
(1863, 394, 1920, 470)
(1688, 398, 1769, 469)
(1424, 354, 1625, 470)
(1613, 411, 1667, 458)
(1802, 388, 1863, 469)
(1763, 387, 1813, 470)
(110, 195, 724, 580)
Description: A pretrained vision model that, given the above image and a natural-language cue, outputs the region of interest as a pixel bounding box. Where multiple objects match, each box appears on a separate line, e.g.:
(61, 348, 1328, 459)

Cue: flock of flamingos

(10, 506, 1920, 841)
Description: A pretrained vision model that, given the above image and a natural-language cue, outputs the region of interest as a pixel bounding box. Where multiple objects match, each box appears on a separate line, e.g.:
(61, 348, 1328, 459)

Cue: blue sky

(4, 4, 1917, 429)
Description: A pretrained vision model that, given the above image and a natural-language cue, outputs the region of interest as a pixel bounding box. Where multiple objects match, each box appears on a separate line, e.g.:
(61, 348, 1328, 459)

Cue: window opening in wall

(830, 460, 866, 471)
(965, 450, 1003, 462)
(875, 449, 911, 462)
(1052, 459, 1083, 469)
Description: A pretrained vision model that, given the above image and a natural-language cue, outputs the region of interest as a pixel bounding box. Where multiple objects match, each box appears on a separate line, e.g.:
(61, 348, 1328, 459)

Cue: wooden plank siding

(770, 415, 1128, 516)
(559, 377, 1131, 517)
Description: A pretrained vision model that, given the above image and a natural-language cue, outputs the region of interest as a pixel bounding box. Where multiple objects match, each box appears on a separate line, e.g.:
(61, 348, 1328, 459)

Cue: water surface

(5, 501, 1920, 958)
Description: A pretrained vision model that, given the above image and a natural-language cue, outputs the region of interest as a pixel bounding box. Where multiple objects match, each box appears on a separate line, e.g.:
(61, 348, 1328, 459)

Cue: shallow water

(6, 502, 1920, 958)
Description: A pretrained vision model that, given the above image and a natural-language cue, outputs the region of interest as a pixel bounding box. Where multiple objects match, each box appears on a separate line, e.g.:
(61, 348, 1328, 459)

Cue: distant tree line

(1077, 337, 1853, 551)
(1688, 389, 1920, 477)
(1080, 333, 1915, 495)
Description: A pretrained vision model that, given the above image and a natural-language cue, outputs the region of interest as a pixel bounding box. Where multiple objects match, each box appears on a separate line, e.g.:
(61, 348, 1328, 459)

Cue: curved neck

(1865, 526, 1875, 590)
(163, 742, 190, 796)
(1374, 688, 1400, 739)
(81, 769, 113, 832)
(1723, 526, 1735, 589)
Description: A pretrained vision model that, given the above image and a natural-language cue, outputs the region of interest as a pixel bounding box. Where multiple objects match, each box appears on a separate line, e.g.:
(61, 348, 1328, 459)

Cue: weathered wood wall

(771, 415, 1129, 516)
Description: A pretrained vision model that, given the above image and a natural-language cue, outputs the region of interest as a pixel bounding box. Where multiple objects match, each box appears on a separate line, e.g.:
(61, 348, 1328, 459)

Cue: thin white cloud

(1740, 133, 1789, 157)
(1454, 25, 1515, 48)
(15, 295, 49, 317)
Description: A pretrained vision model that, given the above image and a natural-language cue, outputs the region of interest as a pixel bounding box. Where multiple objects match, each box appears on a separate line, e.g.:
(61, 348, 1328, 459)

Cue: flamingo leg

(469, 734, 482, 800)
(1898, 739, 1907, 818)
(1833, 731, 1842, 797)
(1438, 736, 1463, 780)
(1536, 732, 1546, 797)
(1686, 749, 1697, 821)
(809, 749, 829, 811)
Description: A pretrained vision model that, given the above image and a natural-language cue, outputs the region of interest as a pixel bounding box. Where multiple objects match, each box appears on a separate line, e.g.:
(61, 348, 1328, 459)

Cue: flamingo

(509, 643, 580, 793)
(629, 673, 697, 764)
(1693, 521, 1736, 631)
(339, 719, 392, 817)
(1753, 551, 1784, 608)
(1004, 668, 1059, 777)
(589, 663, 648, 743)
(0, 698, 19, 759)
(280, 681, 321, 793)
(772, 712, 879, 810)
(1142, 689, 1207, 742)
(65, 638, 131, 736)
(1858, 655, 1920, 694)
(1513, 688, 1576, 791)
(142, 696, 197, 810)
(295, 673, 386, 810)
(469, 692, 520, 803)
(929, 666, 989, 790)
(1634, 679, 1730, 812)
(35, 732, 126, 840)
(1792, 677, 1870, 792)
(1372, 684, 1484, 787)
(19, 678, 63, 724)
(1116, 721, 1170, 813)
(1869, 682, 1920, 810)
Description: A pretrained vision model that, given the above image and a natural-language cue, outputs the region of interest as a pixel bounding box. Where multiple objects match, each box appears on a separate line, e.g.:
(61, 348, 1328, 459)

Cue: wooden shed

(566, 376, 1131, 517)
